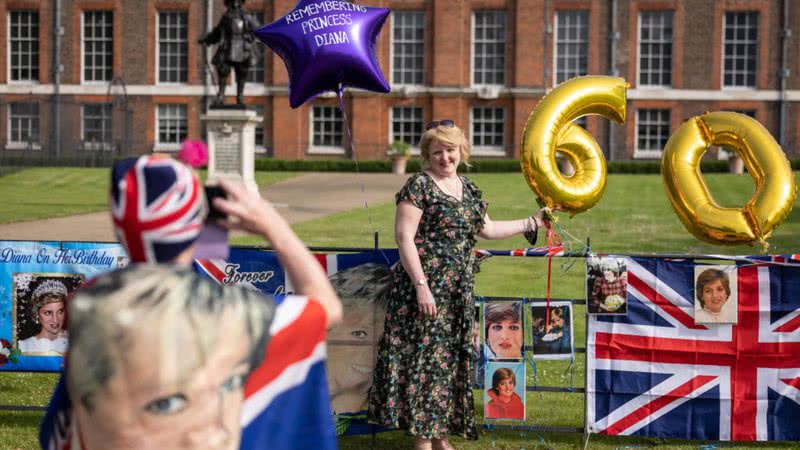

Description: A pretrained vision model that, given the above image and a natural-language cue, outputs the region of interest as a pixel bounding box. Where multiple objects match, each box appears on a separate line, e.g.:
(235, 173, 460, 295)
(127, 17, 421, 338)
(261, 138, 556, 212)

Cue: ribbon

(543, 220, 564, 330)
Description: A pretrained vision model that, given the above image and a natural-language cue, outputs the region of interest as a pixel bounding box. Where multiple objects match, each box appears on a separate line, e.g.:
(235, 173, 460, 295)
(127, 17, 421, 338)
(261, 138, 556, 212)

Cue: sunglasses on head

(426, 119, 455, 130)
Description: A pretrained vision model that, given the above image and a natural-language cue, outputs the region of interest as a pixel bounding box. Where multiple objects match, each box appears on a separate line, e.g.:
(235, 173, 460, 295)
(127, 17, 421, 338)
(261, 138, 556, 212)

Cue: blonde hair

(67, 265, 274, 412)
(419, 123, 471, 168)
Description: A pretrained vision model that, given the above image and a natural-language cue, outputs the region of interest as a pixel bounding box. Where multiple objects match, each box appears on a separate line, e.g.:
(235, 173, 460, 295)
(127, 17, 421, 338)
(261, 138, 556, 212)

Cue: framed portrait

(325, 262, 393, 415)
(693, 265, 738, 324)
(483, 300, 524, 361)
(484, 361, 526, 421)
(530, 301, 574, 360)
(586, 256, 628, 315)
(13, 272, 84, 356)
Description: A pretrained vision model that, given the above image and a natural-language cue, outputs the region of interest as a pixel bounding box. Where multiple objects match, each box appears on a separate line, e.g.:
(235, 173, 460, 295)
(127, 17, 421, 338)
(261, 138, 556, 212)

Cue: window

(472, 10, 506, 86)
(157, 104, 187, 146)
(391, 11, 424, 85)
(158, 11, 188, 83)
(638, 11, 673, 86)
(391, 107, 423, 148)
(252, 105, 265, 150)
(83, 11, 113, 82)
(247, 12, 265, 84)
(471, 107, 504, 153)
(635, 109, 670, 157)
(554, 10, 588, 84)
(723, 12, 758, 88)
(9, 11, 39, 82)
(8, 103, 39, 147)
(82, 104, 113, 149)
(311, 106, 343, 152)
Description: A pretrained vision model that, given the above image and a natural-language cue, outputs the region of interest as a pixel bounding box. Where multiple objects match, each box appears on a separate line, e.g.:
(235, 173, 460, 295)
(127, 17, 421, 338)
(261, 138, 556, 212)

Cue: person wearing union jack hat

(40, 154, 342, 450)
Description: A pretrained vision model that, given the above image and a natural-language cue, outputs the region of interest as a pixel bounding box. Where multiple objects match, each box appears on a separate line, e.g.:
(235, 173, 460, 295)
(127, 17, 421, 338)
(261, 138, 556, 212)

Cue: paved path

(0, 172, 410, 241)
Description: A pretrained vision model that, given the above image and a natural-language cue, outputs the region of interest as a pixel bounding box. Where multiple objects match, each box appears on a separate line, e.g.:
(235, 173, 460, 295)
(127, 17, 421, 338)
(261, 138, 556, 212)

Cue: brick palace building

(0, 0, 798, 161)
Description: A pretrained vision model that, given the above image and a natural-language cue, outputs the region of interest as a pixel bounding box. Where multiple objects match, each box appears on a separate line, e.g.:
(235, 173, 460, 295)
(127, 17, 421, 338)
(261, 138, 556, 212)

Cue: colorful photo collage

(586, 256, 739, 325)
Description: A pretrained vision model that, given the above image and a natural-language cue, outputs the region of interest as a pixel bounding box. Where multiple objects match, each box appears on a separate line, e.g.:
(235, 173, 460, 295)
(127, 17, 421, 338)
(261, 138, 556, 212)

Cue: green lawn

(2, 171, 800, 449)
(0, 168, 298, 224)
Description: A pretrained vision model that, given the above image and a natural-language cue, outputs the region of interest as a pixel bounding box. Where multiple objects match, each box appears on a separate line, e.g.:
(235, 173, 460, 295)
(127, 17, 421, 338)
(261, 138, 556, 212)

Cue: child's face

(487, 319, 523, 358)
(496, 376, 515, 398)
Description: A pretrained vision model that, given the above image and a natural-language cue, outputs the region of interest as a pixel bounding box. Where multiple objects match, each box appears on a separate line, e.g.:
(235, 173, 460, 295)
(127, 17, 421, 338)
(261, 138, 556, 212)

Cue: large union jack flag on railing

(587, 257, 800, 441)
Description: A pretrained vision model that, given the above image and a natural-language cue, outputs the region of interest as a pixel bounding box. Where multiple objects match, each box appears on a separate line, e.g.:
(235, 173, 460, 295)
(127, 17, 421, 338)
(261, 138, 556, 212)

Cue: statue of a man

(199, 0, 261, 106)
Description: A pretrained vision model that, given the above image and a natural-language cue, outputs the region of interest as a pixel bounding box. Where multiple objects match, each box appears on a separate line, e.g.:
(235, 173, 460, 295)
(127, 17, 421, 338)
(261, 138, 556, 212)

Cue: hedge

(254, 158, 761, 174)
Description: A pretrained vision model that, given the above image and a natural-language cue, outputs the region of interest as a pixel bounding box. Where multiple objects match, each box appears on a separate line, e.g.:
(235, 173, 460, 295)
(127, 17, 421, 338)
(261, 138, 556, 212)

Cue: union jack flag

(110, 155, 205, 263)
(587, 257, 800, 441)
(195, 249, 399, 445)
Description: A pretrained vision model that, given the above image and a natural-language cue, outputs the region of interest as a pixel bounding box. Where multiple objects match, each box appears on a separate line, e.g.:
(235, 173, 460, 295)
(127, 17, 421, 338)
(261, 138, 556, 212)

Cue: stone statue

(199, 0, 261, 106)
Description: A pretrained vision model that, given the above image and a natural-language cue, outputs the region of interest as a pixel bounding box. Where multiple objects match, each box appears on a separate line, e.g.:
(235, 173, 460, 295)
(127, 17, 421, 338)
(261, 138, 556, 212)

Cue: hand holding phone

(204, 185, 228, 221)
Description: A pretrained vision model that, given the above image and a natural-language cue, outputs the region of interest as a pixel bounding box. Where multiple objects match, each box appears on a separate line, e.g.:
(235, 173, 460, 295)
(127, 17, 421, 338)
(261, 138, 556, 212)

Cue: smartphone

(204, 185, 228, 221)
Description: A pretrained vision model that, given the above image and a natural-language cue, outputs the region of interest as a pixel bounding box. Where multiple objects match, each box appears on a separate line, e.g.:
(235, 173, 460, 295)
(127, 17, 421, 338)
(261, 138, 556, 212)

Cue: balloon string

(543, 220, 563, 330)
(337, 85, 389, 264)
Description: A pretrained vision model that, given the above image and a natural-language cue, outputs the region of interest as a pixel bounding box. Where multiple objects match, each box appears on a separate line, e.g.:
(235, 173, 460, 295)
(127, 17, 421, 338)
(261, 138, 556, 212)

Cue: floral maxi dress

(368, 172, 487, 440)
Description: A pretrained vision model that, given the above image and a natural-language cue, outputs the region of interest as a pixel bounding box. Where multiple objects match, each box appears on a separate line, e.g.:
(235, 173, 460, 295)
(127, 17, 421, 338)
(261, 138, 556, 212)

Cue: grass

(0, 168, 298, 224)
(2, 170, 800, 449)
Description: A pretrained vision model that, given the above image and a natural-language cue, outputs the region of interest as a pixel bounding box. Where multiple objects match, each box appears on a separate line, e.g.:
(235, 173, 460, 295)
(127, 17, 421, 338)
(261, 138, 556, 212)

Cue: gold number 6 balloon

(662, 112, 797, 247)
(521, 76, 628, 215)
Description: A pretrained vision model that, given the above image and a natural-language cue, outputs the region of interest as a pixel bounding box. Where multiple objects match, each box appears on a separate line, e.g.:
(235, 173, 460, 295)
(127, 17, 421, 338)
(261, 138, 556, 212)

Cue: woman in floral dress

(368, 120, 550, 450)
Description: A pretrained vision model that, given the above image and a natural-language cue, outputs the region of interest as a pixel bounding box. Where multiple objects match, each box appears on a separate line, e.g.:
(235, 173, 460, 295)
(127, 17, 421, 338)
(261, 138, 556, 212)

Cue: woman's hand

(416, 284, 437, 319)
(213, 178, 276, 235)
(532, 206, 553, 229)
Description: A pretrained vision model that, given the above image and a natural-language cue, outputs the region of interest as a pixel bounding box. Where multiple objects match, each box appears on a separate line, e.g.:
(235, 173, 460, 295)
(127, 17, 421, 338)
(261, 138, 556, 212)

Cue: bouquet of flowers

(604, 294, 625, 311)
(0, 338, 19, 367)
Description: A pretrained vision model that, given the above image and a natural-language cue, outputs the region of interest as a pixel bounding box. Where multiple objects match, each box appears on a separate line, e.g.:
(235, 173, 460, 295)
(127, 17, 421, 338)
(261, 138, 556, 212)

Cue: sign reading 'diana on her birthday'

(284, 1, 368, 47)
(0, 246, 117, 267)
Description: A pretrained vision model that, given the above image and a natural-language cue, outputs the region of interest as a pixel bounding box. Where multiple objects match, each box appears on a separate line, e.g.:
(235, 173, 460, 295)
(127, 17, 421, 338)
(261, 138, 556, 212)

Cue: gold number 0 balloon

(662, 112, 797, 247)
(521, 76, 628, 214)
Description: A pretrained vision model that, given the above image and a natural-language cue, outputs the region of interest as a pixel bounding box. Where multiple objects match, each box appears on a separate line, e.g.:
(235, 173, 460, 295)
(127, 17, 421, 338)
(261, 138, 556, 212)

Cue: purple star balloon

(255, 0, 391, 109)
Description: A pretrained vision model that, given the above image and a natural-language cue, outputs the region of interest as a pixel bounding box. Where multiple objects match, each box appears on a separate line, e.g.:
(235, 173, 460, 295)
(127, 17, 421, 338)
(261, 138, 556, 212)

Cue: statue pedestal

(201, 108, 261, 192)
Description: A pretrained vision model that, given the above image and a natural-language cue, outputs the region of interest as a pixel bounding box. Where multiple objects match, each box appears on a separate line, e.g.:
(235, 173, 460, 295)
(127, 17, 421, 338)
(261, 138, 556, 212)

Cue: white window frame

(155, 104, 187, 150)
(7, 102, 41, 150)
(389, 106, 424, 154)
(7, 10, 40, 84)
(637, 11, 673, 88)
(81, 103, 113, 151)
(81, 10, 114, 85)
(390, 10, 425, 86)
(471, 10, 506, 87)
(470, 107, 505, 156)
(633, 108, 670, 159)
(721, 11, 759, 89)
(156, 11, 188, 85)
(553, 10, 589, 86)
(308, 105, 344, 155)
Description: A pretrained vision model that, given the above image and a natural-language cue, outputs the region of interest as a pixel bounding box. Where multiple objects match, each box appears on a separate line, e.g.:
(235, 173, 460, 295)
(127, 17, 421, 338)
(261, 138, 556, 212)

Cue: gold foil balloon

(662, 111, 797, 247)
(521, 76, 628, 214)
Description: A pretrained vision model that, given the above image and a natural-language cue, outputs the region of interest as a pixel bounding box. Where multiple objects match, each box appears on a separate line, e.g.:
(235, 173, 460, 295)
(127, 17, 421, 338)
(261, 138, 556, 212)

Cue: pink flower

(177, 140, 208, 168)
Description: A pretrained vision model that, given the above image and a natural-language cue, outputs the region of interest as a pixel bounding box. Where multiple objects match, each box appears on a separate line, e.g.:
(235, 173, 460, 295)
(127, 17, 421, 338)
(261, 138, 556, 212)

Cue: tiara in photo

(31, 279, 69, 302)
